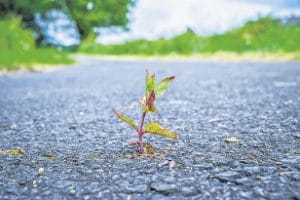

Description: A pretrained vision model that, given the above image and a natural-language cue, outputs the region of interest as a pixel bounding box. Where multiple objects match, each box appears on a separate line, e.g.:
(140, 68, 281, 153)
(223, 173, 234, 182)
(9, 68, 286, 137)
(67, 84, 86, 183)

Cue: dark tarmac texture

(0, 59, 300, 199)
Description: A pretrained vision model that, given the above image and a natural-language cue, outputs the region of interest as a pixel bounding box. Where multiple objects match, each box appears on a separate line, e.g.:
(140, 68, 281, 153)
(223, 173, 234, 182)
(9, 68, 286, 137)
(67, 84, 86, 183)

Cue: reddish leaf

(155, 76, 175, 98)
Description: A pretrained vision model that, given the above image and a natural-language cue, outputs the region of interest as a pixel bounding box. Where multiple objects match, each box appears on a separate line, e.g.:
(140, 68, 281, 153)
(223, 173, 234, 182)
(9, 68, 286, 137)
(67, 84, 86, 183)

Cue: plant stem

(138, 111, 147, 153)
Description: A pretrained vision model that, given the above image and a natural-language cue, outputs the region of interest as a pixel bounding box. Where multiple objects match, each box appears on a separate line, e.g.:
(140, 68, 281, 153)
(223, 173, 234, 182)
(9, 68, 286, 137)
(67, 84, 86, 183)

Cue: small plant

(113, 70, 179, 154)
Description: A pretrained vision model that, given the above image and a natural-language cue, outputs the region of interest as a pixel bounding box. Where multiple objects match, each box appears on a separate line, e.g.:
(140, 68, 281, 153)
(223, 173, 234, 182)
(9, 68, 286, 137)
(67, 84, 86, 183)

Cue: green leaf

(113, 110, 138, 130)
(145, 70, 156, 99)
(148, 104, 157, 113)
(144, 123, 179, 139)
(155, 76, 175, 98)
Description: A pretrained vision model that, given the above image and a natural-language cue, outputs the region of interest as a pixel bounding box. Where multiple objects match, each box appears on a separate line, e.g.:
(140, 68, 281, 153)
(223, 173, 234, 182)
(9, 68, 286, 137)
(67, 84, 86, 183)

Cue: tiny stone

(169, 160, 176, 169)
(209, 118, 222, 123)
(240, 191, 253, 199)
(118, 180, 130, 188)
(32, 180, 37, 187)
(10, 123, 17, 129)
(158, 160, 169, 167)
(42, 190, 51, 196)
(120, 173, 128, 178)
(31, 188, 38, 194)
(194, 163, 214, 170)
(126, 184, 148, 193)
(255, 187, 265, 197)
(69, 189, 76, 195)
(182, 177, 196, 184)
(215, 171, 241, 182)
(38, 167, 45, 176)
(163, 176, 176, 183)
(19, 186, 28, 194)
(243, 166, 261, 175)
(112, 175, 119, 181)
(150, 182, 177, 195)
(290, 172, 300, 181)
(181, 186, 198, 196)
(97, 192, 103, 198)
(235, 177, 251, 185)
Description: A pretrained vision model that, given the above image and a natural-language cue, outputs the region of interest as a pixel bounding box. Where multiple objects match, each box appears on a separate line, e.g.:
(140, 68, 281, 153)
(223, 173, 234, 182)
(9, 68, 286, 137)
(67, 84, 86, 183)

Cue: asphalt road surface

(0, 57, 300, 199)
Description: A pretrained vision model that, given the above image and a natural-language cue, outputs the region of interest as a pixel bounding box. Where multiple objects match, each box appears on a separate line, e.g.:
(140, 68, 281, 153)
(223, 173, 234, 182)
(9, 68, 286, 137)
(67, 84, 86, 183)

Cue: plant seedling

(113, 70, 179, 154)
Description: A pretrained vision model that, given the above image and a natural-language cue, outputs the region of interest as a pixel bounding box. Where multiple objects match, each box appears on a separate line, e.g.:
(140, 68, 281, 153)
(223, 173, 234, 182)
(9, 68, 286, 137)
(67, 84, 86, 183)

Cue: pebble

(150, 182, 177, 195)
(69, 188, 76, 195)
(126, 185, 148, 193)
(239, 191, 253, 199)
(235, 177, 252, 185)
(111, 175, 119, 181)
(290, 172, 300, 181)
(42, 190, 51, 196)
(38, 167, 45, 176)
(163, 176, 176, 183)
(181, 186, 198, 196)
(254, 187, 265, 197)
(31, 188, 38, 194)
(194, 163, 214, 170)
(118, 180, 130, 188)
(10, 123, 17, 129)
(215, 171, 241, 182)
(243, 166, 261, 175)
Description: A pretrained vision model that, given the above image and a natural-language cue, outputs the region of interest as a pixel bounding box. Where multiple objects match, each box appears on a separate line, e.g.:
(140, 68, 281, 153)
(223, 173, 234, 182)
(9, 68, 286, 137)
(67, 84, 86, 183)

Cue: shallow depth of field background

(1, 0, 300, 70)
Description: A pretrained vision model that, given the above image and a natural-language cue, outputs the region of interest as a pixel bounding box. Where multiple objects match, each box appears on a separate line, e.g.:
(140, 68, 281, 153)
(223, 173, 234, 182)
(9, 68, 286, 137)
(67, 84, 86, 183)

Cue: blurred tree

(0, 0, 133, 42)
(65, 0, 132, 39)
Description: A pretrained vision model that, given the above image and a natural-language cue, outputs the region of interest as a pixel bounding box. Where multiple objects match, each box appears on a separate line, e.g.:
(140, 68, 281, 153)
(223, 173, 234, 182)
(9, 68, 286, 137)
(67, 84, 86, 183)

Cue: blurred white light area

(96, 0, 300, 44)
(35, 10, 81, 46)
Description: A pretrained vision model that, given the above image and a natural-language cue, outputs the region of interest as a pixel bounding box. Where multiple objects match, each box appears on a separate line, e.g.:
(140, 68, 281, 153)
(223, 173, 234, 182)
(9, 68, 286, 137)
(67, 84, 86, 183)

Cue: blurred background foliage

(0, 0, 299, 70)
(80, 18, 300, 55)
(0, 0, 132, 70)
(0, 0, 132, 41)
(0, 18, 73, 70)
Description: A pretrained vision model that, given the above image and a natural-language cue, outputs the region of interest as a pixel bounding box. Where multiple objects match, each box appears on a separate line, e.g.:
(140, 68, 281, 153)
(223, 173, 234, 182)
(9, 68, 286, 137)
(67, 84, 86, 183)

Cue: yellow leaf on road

(144, 123, 179, 139)
(224, 137, 240, 143)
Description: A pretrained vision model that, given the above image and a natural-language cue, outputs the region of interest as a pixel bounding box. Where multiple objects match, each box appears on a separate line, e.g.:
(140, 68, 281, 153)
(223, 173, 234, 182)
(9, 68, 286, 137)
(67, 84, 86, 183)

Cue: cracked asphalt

(0, 57, 300, 199)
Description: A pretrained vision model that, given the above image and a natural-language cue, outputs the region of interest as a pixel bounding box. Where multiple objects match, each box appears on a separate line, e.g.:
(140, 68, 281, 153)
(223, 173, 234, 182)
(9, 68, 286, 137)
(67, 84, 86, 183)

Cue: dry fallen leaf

(224, 137, 240, 143)
(143, 143, 156, 155)
(278, 171, 294, 175)
(0, 148, 26, 156)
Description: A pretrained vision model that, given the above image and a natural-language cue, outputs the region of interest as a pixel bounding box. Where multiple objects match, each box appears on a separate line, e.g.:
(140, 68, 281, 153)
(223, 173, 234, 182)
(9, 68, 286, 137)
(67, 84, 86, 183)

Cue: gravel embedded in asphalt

(0, 58, 300, 199)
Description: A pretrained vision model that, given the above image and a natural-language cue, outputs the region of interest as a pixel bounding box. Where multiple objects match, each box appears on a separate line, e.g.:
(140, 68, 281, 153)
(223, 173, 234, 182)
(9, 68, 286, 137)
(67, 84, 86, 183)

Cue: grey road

(0, 58, 300, 199)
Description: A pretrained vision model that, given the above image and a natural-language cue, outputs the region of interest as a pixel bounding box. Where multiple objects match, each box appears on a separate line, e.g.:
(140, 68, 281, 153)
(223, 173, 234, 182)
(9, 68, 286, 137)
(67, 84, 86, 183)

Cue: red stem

(138, 111, 147, 153)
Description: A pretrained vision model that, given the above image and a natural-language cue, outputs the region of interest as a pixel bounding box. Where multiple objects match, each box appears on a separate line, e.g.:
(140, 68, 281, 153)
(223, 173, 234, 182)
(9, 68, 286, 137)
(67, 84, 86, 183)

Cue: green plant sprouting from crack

(113, 70, 179, 154)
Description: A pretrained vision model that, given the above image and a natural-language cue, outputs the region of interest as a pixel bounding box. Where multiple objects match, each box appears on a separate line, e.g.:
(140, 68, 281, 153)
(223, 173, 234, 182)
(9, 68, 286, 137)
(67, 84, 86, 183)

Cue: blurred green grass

(79, 17, 300, 56)
(0, 18, 73, 71)
(1, 17, 300, 72)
